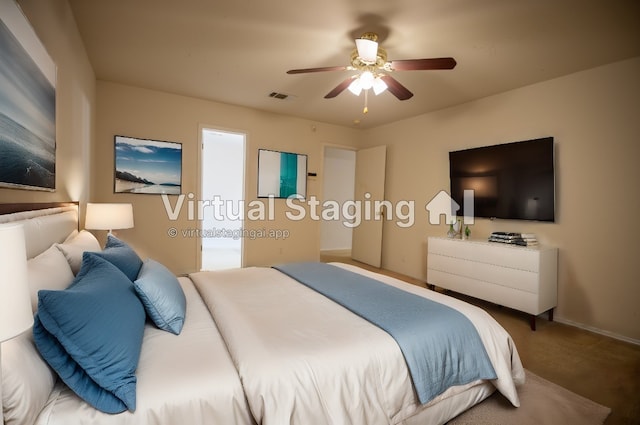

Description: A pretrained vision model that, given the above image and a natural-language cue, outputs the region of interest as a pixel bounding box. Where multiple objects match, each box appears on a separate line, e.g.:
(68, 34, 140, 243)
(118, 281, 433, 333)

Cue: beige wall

(93, 81, 360, 275)
(0, 0, 94, 205)
(359, 57, 640, 342)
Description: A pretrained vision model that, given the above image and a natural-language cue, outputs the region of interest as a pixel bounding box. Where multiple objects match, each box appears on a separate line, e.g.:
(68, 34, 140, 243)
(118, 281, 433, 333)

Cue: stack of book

(488, 232, 539, 247)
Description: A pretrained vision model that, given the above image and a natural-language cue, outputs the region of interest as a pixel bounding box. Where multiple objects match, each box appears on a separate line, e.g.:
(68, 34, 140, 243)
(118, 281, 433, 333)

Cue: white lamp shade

(355, 38, 378, 64)
(85, 203, 134, 231)
(348, 78, 363, 96)
(359, 71, 374, 90)
(0, 223, 33, 342)
(372, 76, 388, 95)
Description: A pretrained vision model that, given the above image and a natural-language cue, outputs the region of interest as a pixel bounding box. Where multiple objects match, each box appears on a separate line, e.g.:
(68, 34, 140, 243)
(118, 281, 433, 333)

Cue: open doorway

(321, 145, 386, 267)
(321, 146, 356, 255)
(201, 128, 245, 270)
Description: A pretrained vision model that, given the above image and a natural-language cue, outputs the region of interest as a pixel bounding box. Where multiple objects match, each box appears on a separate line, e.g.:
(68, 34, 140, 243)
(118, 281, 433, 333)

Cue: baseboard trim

(320, 249, 351, 256)
(555, 317, 640, 346)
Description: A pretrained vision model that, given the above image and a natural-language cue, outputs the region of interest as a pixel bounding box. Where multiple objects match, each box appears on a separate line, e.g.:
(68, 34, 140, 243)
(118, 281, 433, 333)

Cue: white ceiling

(68, 0, 640, 129)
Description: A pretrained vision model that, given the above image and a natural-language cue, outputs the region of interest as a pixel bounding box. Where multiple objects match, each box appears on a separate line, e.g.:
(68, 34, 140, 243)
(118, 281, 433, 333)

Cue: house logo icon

(425, 190, 475, 225)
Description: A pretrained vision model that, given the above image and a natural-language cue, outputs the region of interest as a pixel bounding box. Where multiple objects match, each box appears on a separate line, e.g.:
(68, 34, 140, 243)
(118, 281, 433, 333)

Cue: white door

(351, 145, 386, 267)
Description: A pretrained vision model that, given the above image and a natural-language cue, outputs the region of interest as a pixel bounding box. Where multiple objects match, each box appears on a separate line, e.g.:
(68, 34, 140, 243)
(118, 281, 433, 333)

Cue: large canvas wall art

(0, 0, 57, 191)
(114, 135, 182, 195)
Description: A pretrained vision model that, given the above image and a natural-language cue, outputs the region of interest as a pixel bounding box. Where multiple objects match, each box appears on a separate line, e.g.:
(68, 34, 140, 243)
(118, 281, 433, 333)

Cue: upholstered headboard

(0, 203, 79, 259)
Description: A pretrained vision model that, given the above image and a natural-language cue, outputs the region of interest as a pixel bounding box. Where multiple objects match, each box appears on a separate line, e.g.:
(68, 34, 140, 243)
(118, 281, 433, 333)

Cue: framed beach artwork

(0, 0, 57, 191)
(114, 135, 182, 195)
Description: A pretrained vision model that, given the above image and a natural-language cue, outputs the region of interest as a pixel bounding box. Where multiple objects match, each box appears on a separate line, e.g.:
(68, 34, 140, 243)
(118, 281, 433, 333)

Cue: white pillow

(55, 230, 101, 274)
(1, 332, 56, 425)
(27, 245, 75, 313)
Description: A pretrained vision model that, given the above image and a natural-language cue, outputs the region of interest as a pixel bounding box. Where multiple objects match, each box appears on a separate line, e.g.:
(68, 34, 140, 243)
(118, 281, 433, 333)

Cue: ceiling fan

(287, 32, 457, 110)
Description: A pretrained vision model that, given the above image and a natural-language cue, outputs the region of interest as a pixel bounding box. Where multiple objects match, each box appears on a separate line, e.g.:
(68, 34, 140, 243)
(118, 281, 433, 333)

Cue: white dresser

(426, 237, 558, 330)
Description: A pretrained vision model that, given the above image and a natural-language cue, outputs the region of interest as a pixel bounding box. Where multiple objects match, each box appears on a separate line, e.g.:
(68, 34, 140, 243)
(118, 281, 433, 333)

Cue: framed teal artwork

(257, 149, 307, 199)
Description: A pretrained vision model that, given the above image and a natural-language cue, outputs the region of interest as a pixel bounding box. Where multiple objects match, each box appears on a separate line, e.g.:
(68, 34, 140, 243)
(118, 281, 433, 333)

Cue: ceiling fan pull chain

(363, 89, 369, 114)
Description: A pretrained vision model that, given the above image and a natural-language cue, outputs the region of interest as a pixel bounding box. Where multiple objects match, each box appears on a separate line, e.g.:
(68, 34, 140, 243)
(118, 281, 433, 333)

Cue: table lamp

(0, 223, 34, 423)
(85, 203, 134, 234)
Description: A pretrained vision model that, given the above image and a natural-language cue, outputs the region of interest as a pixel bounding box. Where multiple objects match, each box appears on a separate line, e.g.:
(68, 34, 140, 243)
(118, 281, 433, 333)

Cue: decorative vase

(464, 225, 471, 240)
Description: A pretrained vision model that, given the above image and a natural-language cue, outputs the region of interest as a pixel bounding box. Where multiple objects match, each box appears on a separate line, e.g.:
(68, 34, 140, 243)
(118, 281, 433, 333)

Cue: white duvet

(190, 263, 525, 425)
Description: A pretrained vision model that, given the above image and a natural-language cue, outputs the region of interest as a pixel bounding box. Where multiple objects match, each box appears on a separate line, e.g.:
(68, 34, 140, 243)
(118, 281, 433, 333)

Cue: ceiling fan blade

(324, 77, 355, 98)
(379, 75, 413, 100)
(287, 66, 348, 74)
(389, 57, 457, 71)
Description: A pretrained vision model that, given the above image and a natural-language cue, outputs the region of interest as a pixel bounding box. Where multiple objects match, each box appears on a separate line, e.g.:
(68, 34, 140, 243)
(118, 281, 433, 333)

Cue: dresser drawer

(426, 269, 540, 314)
(428, 237, 541, 272)
(428, 253, 539, 293)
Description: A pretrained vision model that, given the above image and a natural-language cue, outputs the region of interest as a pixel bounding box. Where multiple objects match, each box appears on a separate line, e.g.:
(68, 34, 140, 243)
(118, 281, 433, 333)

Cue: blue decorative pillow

(134, 259, 186, 335)
(33, 252, 146, 413)
(92, 234, 142, 281)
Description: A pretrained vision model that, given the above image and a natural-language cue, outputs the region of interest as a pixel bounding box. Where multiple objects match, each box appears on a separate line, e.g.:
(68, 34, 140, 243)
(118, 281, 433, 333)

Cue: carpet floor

(447, 369, 611, 425)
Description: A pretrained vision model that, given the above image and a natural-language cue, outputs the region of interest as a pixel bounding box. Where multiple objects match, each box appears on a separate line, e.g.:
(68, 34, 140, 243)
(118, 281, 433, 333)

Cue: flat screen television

(449, 137, 555, 222)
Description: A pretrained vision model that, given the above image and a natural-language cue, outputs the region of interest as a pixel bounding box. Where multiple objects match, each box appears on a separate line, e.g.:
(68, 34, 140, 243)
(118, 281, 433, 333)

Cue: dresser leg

(548, 309, 554, 322)
(530, 315, 537, 331)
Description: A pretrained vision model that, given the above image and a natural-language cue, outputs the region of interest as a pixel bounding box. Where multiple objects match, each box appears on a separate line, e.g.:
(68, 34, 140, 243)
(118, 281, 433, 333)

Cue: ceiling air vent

(268, 91, 291, 100)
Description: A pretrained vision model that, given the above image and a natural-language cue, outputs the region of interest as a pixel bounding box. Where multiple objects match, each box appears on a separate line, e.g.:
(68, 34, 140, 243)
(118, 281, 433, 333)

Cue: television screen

(449, 137, 555, 222)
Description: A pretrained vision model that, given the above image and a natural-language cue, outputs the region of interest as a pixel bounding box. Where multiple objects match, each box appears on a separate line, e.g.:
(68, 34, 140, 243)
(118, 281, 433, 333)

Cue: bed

(1, 203, 525, 425)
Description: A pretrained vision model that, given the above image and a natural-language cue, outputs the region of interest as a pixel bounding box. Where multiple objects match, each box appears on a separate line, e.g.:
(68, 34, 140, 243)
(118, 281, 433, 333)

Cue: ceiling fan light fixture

(347, 78, 363, 96)
(359, 71, 375, 90)
(355, 38, 378, 64)
(372, 76, 388, 95)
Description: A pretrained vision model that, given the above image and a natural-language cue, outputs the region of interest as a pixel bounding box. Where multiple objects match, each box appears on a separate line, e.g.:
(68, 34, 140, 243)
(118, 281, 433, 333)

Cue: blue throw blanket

(273, 262, 497, 404)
